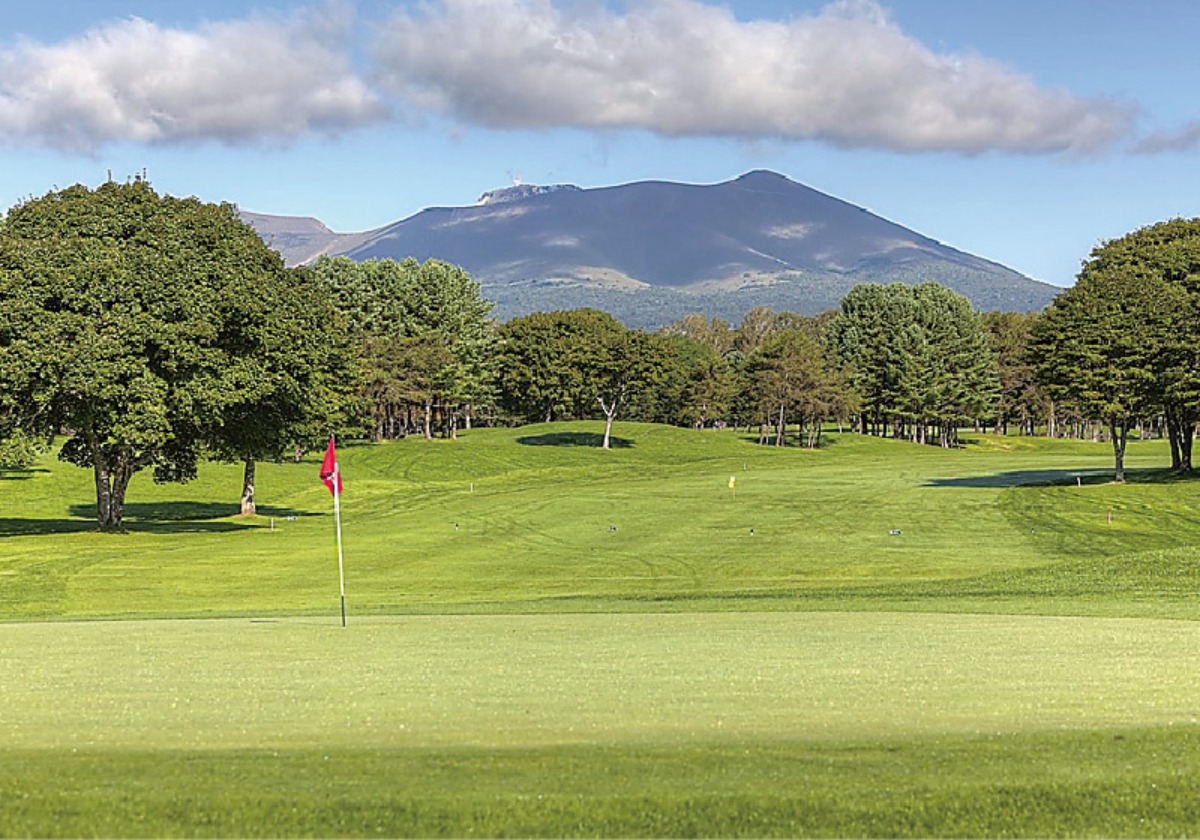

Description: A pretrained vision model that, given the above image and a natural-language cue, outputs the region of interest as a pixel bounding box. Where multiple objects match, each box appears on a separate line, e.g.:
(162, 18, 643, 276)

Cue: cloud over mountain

(0, 0, 1141, 155)
(0, 6, 383, 151)
(374, 0, 1134, 154)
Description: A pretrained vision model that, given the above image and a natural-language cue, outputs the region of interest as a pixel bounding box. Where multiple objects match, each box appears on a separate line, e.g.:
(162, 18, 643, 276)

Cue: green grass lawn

(5, 612, 1200, 837)
(4, 423, 1200, 836)
(3, 423, 1198, 621)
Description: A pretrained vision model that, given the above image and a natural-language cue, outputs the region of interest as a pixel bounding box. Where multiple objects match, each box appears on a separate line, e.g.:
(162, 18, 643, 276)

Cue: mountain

(238, 211, 373, 267)
(244, 171, 1059, 329)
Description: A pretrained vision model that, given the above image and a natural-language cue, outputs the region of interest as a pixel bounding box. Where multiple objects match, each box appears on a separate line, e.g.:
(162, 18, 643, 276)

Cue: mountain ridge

(243, 171, 1059, 328)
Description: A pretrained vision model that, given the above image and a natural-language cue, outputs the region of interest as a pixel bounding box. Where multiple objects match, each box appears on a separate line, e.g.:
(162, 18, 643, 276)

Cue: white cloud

(0, 0, 1146, 157)
(374, 0, 1135, 154)
(1133, 122, 1200, 155)
(0, 6, 384, 151)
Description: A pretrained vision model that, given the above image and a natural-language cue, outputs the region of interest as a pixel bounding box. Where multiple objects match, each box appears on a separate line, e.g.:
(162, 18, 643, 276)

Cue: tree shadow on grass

(69, 501, 305, 522)
(0, 468, 50, 481)
(516, 432, 634, 448)
(926, 466, 1186, 489)
(124, 501, 308, 534)
(0, 502, 311, 537)
(0, 518, 98, 537)
(735, 429, 844, 449)
(0, 518, 261, 536)
(736, 435, 840, 450)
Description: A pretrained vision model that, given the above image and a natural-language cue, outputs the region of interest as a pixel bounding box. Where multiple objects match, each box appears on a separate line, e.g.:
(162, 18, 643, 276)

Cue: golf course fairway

(3, 423, 1200, 836)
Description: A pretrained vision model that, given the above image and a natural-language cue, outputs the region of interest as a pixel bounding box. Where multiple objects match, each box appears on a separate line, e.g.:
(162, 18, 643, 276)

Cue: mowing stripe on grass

(6, 730, 1200, 838)
(4, 612, 1199, 750)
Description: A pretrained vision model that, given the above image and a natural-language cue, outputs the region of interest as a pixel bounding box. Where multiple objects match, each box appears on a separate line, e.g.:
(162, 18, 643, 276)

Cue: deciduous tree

(0, 180, 345, 528)
(1032, 264, 1178, 481)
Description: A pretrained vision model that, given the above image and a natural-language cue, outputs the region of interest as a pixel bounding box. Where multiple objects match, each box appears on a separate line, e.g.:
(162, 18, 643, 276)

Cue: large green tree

(655, 334, 735, 429)
(585, 326, 663, 450)
(982, 310, 1048, 436)
(1032, 249, 1182, 481)
(203, 266, 356, 516)
(829, 283, 997, 446)
(745, 327, 853, 448)
(310, 256, 495, 439)
(497, 309, 661, 448)
(0, 180, 343, 529)
(497, 310, 598, 424)
(1071, 219, 1200, 471)
(826, 284, 908, 436)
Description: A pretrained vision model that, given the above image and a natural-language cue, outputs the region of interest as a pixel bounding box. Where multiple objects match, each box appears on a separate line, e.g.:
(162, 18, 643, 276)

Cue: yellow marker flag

(729, 476, 736, 492)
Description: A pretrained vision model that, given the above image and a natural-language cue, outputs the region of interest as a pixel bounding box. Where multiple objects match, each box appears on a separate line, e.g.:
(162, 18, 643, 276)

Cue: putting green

(4, 611, 1198, 751)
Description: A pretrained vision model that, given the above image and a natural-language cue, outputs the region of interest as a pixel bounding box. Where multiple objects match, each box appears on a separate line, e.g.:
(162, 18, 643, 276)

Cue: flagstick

(333, 464, 346, 627)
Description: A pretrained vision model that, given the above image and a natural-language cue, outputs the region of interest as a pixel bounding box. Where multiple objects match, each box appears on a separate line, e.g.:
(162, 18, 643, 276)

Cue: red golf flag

(319, 436, 343, 495)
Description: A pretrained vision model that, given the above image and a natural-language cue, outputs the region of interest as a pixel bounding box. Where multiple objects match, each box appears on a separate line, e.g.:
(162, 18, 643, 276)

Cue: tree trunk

(597, 395, 620, 450)
(92, 444, 135, 532)
(424, 399, 433, 440)
(93, 458, 118, 531)
(240, 455, 256, 516)
(1110, 421, 1127, 483)
(1180, 423, 1195, 474)
(776, 403, 786, 446)
(1165, 403, 1195, 474)
(1168, 414, 1182, 471)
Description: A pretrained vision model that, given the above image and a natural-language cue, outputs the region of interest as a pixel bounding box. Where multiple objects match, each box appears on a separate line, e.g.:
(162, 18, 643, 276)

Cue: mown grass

(6, 731, 1200, 838)
(4, 423, 1200, 836)
(3, 423, 1199, 621)
(4, 613, 1200, 837)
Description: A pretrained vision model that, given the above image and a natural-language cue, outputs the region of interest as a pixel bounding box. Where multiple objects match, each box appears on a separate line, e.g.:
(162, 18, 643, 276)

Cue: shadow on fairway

(45, 502, 310, 534)
(0, 518, 99, 537)
(926, 467, 1186, 489)
(517, 432, 634, 448)
(68, 501, 305, 521)
(0, 517, 267, 536)
(0, 467, 49, 481)
(736, 432, 842, 449)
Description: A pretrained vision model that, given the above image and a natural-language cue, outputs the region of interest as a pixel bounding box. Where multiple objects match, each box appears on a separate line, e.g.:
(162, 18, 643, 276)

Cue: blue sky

(3, 0, 1199, 288)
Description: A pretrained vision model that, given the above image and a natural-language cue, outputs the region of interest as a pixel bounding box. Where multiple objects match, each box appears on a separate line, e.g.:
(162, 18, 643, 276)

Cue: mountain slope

(244, 171, 1059, 327)
(239, 211, 373, 266)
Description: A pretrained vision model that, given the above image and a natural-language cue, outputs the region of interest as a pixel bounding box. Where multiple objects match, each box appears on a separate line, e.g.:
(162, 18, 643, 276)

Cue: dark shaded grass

(3, 728, 1199, 838)
(516, 432, 634, 448)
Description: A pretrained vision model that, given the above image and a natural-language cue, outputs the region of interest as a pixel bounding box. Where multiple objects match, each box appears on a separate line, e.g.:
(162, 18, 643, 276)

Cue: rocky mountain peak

(477, 183, 581, 205)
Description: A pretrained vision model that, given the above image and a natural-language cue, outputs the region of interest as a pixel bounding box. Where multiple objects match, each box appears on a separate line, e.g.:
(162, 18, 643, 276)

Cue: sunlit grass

(4, 423, 1200, 835)
(5, 613, 1200, 837)
(3, 424, 1199, 621)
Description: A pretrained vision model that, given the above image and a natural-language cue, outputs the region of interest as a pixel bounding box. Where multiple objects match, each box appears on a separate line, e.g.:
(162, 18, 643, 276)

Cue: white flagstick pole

(333, 461, 346, 627)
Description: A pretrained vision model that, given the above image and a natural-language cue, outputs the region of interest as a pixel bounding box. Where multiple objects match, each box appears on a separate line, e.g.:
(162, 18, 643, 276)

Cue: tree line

(1, 181, 1196, 529)
(314, 252, 1010, 454)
